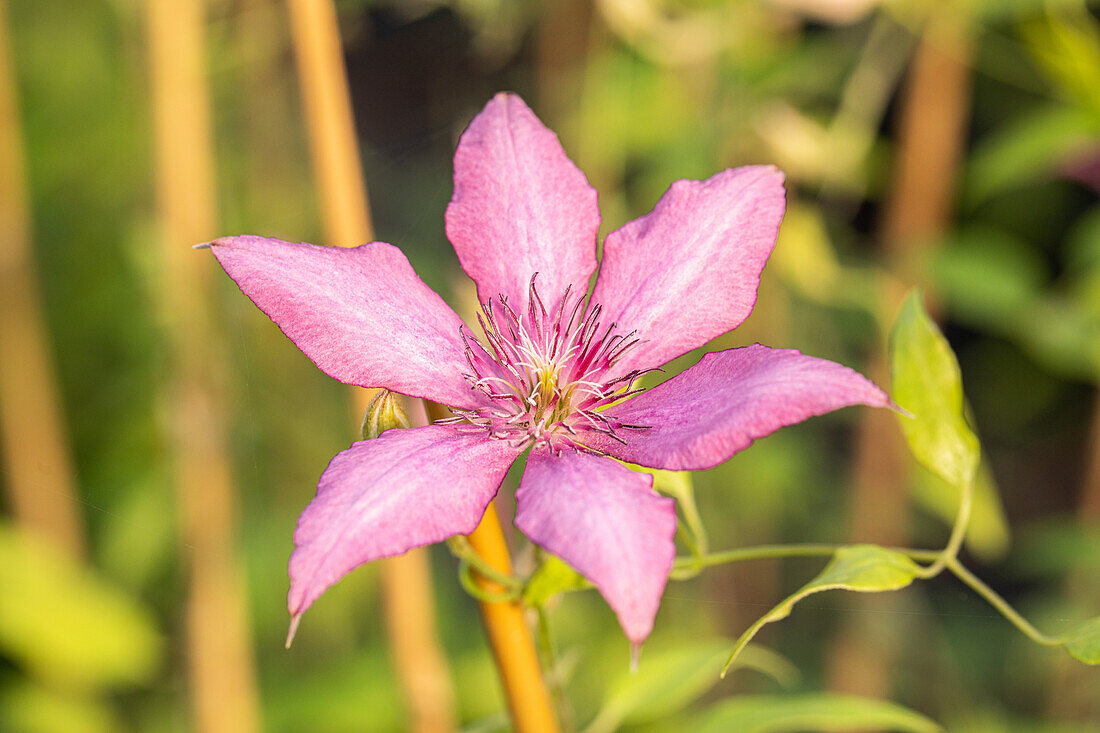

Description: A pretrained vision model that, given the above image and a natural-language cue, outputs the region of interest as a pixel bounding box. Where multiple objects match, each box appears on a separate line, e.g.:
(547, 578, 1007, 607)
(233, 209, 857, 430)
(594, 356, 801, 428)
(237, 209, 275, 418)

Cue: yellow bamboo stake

(829, 9, 972, 699)
(285, 0, 371, 249)
(0, 0, 84, 557)
(466, 503, 560, 733)
(146, 1, 261, 731)
(284, 2, 456, 731)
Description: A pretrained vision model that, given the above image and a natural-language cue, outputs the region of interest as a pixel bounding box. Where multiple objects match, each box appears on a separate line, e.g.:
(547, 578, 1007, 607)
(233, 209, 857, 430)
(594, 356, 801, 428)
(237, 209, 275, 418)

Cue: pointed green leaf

(1020, 9, 1100, 119)
(0, 523, 162, 689)
(693, 693, 942, 733)
(722, 546, 921, 674)
(1063, 616, 1100, 664)
(728, 644, 801, 690)
(963, 106, 1098, 207)
(522, 555, 588, 608)
(583, 639, 729, 733)
(891, 289, 980, 492)
(929, 226, 1046, 332)
(583, 640, 798, 733)
(807, 545, 923, 588)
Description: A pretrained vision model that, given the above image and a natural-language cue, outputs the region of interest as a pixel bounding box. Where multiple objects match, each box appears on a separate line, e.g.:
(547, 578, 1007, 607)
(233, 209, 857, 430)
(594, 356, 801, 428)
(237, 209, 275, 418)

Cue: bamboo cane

(466, 503, 561, 733)
(0, 0, 84, 557)
(828, 9, 972, 699)
(284, 2, 456, 730)
(422, 399, 561, 733)
(146, 1, 261, 730)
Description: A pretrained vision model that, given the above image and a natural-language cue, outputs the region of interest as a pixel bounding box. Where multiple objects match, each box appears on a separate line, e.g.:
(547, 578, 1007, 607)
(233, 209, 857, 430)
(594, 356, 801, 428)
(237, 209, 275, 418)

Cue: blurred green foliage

(692, 692, 943, 733)
(2, 0, 1099, 730)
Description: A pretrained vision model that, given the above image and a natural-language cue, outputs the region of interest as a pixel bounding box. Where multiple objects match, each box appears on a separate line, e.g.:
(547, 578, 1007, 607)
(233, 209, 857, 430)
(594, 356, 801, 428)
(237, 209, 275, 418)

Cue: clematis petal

(210, 235, 479, 409)
(288, 425, 521, 618)
(590, 166, 786, 375)
(445, 93, 600, 315)
(586, 344, 891, 471)
(515, 448, 676, 645)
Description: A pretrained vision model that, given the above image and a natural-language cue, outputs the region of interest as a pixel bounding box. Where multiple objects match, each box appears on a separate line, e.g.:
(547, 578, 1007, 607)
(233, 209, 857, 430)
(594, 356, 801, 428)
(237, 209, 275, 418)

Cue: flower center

(438, 275, 652, 453)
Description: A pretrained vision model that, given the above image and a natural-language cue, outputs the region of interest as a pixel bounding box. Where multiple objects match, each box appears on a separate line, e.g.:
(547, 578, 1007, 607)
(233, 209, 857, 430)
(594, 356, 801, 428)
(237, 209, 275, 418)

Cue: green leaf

(1016, 296, 1100, 381)
(805, 545, 923, 588)
(522, 555, 588, 608)
(98, 479, 176, 588)
(628, 464, 708, 557)
(0, 679, 118, 733)
(1063, 616, 1100, 664)
(728, 644, 801, 690)
(583, 639, 728, 733)
(890, 289, 980, 492)
(722, 546, 921, 675)
(963, 106, 1098, 207)
(693, 693, 943, 733)
(1020, 8, 1100, 119)
(648, 467, 693, 504)
(266, 652, 405, 733)
(968, 0, 1095, 21)
(771, 204, 842, 303)
(929, 227, 1046, 333)
(0, 523, 162, 689)
(1015, 522, 1100, 576)
(583, 640, 798, 733)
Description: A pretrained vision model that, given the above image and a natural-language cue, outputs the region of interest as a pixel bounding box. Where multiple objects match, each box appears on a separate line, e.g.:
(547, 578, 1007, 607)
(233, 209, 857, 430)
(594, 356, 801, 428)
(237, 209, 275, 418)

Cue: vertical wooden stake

(829, 9, 972, 699)
(146, 1, 261, 730)
(0, 0, 84, 557)
(285, 2, 456, 730)
(466, 503, 561, 733)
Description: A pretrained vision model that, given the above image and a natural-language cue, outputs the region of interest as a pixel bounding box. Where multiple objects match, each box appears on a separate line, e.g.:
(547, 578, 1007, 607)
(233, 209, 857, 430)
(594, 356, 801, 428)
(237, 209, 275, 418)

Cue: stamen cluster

(438, 276, 653, 452)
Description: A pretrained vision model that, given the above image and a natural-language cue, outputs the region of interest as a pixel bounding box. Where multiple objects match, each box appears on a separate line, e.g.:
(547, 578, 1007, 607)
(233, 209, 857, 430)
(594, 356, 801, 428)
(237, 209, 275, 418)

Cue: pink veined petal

(515, 448, 676, 645)
(445, 93, 600, 315)
(288, 425, 521, 618)
(590, 166, 786, 376)
(209, 235, 480, 410)
(586, 344, 892, 471)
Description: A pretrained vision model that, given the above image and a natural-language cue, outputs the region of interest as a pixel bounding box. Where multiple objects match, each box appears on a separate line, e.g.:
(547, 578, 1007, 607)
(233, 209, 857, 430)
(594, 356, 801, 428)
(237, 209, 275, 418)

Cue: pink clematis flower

(203, 93, 889, 646)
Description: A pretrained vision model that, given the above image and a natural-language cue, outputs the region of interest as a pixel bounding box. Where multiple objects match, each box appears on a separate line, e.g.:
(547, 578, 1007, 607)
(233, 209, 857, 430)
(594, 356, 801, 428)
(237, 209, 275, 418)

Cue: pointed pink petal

(210, 235, 479, 409)
(515, 448, 676, 644)
(590, 166, 786, 375)
(586, 344, 891, 470)
(288, 425, 521, 617)
(445, 93, 600, 314)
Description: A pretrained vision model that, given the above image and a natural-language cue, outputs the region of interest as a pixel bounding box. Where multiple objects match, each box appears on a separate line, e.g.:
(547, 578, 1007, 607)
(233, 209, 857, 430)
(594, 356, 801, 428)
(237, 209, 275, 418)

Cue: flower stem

(944, 556, 1063, 647)
(671, 543, 944, 580)
(671, 543, 937, 580)
(466, 502, 560, 733)
(675, 481, 708, 558)
(916, 475, 973, 579)
(671, 541, 1063, 650)
(448, 535, 522, 591)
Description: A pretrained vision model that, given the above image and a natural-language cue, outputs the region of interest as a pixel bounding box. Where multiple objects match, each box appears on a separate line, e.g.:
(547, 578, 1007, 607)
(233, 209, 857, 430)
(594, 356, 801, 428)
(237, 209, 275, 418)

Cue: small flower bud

(360, 390, 410, 440)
